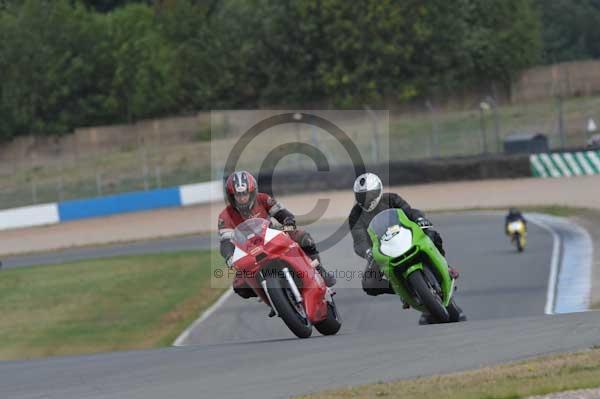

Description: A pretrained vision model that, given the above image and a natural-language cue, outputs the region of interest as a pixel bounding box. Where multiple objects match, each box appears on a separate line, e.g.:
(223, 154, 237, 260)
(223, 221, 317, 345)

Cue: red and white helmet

(225, 171, 257, 215)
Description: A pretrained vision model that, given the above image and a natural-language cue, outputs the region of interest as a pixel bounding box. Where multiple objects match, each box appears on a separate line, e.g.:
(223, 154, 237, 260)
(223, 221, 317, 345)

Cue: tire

(265, 276, 312, 338)
(447, 298, 465, 323)
(423, 268, 464, 323)
(514, 233, 523, 252)
(315, 301, 342, 336)
(408, 270, 449, 323)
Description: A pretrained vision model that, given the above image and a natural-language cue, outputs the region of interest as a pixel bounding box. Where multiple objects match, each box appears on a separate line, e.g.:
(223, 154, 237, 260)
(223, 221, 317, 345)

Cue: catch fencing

(2, 61, 600, 210)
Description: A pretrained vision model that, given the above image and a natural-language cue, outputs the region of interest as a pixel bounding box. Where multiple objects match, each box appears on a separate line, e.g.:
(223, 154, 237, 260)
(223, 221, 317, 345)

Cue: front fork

(282, 267, 303, 305)
(258, 271, 279, 317)
(257, 268, 304, 316)
(391, 262, 453, 309)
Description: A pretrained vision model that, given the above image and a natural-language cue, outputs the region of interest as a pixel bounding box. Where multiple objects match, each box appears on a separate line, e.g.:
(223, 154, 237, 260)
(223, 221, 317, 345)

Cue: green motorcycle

(368, 208, 464, 323)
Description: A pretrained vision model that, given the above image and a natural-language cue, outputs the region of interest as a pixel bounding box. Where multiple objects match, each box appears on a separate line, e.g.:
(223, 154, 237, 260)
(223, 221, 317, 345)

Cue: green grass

(389, 94, 600, 158)
(429, 205, 595, 218)
(518, 205, 595, 217)
(0, 250, 226, 360)
(297, 348, 600, 399)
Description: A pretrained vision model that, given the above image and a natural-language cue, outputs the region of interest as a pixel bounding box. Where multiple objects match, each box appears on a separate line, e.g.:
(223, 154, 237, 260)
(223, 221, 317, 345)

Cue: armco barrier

(180, 181, 224, 206)
(58, 187, 182, 222)
(0, 203, 60, 231)
(530, 150, 600, 177)
(0, 155, 531, 231)
(0, 181, 224, 231)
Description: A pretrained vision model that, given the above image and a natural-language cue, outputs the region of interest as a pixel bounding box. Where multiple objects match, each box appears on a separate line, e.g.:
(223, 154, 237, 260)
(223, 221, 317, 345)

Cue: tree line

(0, 0, 596, 139)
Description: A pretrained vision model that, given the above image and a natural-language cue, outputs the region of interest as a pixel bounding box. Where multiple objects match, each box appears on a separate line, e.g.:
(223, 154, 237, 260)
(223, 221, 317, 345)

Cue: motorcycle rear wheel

(515, 233, 524, 252)
(266, 276, 312, 338)
(315, 299, 342, 336)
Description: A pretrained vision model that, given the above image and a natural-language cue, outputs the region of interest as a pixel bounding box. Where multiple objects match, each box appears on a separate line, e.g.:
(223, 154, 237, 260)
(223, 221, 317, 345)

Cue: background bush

(1, 0, 592, 139)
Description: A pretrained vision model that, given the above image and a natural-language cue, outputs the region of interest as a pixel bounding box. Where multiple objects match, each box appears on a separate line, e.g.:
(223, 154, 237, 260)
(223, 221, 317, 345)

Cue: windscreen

(233, 218, 270, 245)
(368, 209, 402, 239)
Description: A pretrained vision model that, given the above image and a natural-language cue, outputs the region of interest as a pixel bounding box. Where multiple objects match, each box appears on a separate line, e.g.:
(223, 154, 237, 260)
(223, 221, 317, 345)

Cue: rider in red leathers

(218, 171, 335, 300)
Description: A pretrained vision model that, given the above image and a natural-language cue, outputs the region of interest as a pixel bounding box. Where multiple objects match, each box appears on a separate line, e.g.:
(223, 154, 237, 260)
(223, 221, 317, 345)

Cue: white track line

(173, 288, 234, 347)
(527, 214, 561, 315)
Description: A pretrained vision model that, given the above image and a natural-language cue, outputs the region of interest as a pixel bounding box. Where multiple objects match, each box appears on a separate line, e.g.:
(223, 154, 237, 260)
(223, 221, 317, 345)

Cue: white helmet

(353, 173, 383, 212)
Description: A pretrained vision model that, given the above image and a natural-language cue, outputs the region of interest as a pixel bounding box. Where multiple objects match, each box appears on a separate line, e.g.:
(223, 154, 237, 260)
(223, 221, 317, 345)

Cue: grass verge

(0, 250, 226, 360)
(428, 205, 595, 217)
(297, 348, 600, 399)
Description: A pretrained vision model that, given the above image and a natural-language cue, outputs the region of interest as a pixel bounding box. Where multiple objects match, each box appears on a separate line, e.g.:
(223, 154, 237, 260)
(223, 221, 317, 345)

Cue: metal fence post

(56, 177, 64, 202)
(425, 101, 439, 158)
(155, 165, 162, 188)
(557, 94, 566, 149)
(96, 172, 103, 196)
(364, 105, 380, 163)
(479, 102, 489, 154)
(487, 96, 501, 153)
(31, 180, 37, 204)
(142, 146, 149, 191)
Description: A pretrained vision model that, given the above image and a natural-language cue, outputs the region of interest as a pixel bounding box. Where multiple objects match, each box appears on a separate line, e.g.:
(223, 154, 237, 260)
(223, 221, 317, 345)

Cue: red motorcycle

(231, 218, 342, 338)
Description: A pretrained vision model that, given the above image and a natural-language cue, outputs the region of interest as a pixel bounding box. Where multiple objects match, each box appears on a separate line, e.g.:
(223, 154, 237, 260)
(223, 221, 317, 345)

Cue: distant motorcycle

(507, 220, 527, 252)
(231, 218, 341, 338)
(368, 209, 464, 324)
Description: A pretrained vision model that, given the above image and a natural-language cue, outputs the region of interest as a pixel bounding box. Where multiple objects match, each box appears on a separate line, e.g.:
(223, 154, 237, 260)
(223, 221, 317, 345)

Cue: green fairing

(367, 209, 453, 311)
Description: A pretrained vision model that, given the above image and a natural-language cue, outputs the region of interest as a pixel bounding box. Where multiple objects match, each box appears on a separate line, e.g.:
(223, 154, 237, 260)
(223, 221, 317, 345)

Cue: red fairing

(231, 218, 328, 324)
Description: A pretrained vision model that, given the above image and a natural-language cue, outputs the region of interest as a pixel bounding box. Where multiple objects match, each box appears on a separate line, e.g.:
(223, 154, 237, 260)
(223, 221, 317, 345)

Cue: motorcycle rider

(218, 171, 336, 302)
(505, 207, 527, 235)
(348, 172, 460, 324)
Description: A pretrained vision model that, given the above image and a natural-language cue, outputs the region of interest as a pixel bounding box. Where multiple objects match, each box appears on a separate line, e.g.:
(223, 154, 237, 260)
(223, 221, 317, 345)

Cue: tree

(78, 0, 152, 12)
(105, 4, 177, 122)
(463, 0, 541, 85)
(0, 0, 107, 137)
(0, 0, 546, 139)
(535, 0, 600, 63)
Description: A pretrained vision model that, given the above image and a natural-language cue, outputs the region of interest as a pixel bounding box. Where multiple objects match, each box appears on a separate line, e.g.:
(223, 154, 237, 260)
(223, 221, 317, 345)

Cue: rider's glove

(283, 216, 296, 231)
(416, 217, 433, 229)
(365, 248, 374, 263)
(226, 256, 234, 269)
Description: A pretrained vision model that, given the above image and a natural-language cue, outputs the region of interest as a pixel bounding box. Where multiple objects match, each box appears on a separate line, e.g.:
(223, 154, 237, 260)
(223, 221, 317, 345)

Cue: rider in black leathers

(504, 207, 527, 235)
(349, 173, 458, 299)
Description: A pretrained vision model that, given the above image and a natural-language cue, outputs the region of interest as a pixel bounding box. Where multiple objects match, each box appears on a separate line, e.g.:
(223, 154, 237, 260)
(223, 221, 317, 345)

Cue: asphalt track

(2, 213, 600, 399)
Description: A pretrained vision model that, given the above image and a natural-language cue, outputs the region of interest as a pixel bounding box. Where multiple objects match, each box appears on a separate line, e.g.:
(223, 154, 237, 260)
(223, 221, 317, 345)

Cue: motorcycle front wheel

(408, 270, 449, 323)
(266, 275, 312, 338)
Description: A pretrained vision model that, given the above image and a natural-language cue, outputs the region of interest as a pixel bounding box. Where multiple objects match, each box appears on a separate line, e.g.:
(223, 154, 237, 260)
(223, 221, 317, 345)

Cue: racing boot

(362, 258, 396, 296)
(402, 299, 410, 309)
(311, 258, 336, 287)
